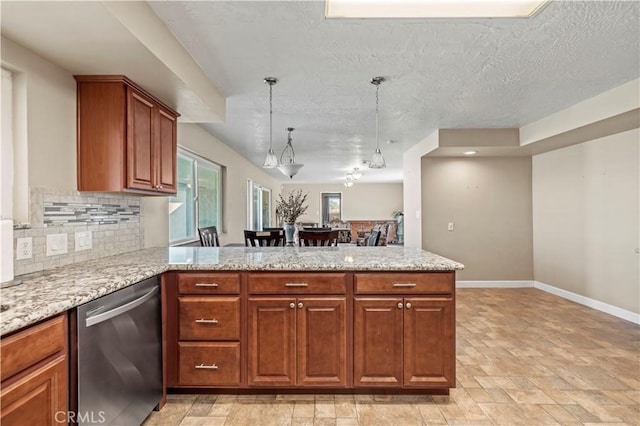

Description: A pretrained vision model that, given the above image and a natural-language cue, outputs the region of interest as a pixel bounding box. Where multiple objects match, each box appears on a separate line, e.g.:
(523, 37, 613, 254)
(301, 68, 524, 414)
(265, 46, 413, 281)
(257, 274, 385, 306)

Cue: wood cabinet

(353, 273, 455, 389)
(169, 272, 242, 387)
(0, 314, 68, 425)
(247, 272, 348, 387)
(75, 75, 179, 195)
(164, 270, 455, 393)
(248, 297, 347, 387)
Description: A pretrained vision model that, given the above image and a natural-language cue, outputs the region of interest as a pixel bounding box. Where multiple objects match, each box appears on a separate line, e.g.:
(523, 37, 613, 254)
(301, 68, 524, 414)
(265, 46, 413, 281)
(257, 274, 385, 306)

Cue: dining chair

(298, 230, 339, 247)
(198, 226, 220, 247)
(365, 230, 381, 246)
(244, 229, 285, 247)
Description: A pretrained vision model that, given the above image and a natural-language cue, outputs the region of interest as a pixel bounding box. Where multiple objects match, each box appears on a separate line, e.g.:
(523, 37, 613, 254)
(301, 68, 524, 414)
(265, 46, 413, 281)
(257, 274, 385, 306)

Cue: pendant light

(351, 168, 363, 180)
(278, 127, 304, 179)
(369, 76, 386, 169)
(262, 77, 279, 168)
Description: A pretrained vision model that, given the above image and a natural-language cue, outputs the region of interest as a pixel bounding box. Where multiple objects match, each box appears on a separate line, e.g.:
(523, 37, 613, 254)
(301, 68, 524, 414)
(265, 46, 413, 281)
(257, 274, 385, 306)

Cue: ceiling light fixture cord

(369, 76, 386, 169)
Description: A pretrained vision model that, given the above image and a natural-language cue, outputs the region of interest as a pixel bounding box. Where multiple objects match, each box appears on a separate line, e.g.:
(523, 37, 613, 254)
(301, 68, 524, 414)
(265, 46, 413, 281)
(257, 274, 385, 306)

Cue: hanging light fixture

(344, 174, 354, 187)
(262, 77, 279, 168)
(369, 76, 386, 169)
(278, 127, 304, 178)
(351, 168, 363, 180)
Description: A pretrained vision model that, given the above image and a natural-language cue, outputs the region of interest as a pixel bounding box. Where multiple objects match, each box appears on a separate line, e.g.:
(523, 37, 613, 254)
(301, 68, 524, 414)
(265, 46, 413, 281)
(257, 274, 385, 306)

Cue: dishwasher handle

(85, 286, 159, 328)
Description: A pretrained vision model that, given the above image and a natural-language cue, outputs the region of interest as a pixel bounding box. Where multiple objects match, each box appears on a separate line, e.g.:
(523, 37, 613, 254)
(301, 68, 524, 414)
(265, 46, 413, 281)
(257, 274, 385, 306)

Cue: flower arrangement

(276, 190, 309, 224)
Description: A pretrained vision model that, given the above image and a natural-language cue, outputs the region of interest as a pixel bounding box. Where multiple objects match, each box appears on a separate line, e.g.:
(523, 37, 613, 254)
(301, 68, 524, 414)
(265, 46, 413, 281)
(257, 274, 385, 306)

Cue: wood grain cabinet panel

(179, 297, 240, 341)
(404, 298, 455, 388)
(178, 342, 240, 386)
(75, 75, 179, 195)
(0, 314, 68, 425)
(353, 298, 403, 387)
(354, 272, 454, 295)
(354, 296, 455, 389)
(248, 273, 346, 295)
(177, 273, 241, 295)
(248, 297, 347, 387)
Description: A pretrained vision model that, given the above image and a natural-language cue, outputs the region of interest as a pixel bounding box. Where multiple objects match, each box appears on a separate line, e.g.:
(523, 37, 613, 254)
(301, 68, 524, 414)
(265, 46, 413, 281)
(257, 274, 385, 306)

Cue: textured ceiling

(148, 0, 639, 184)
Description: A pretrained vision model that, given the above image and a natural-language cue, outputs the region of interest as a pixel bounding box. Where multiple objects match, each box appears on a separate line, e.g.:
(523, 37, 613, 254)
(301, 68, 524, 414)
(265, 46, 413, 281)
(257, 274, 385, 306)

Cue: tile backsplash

(13, 187, 144, 276)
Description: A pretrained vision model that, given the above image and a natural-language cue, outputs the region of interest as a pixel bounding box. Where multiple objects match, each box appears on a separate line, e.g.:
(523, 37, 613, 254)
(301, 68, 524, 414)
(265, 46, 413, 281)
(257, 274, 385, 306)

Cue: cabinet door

(353, 298, 403, 387)
(155, 108, 177, 194)
(248, 298, 296, 387)
(403, 298, 455, 388)
(297, 298, 346, 387)
(127, 88, 155, 191)
(0, 356, 67, 426)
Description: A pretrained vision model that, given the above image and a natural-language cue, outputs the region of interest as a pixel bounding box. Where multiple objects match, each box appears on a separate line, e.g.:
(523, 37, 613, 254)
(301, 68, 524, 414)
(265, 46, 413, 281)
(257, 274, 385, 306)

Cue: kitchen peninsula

(1, 246, 463, 418)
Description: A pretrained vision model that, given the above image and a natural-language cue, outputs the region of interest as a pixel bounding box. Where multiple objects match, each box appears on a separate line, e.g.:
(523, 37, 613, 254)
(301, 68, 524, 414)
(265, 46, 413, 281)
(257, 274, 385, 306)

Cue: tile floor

(143, 288, 640, 425)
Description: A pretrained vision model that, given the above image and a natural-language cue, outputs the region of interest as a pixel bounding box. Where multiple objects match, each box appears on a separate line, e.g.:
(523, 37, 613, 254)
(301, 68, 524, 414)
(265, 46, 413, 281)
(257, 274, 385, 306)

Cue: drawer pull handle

(393, 283, 416, 287)
(397, 302, 404, 309)
(297, 302, 304, 309)
(285, 283, 308, 287)
(195, 363, 219, 370)
(289, 302, 296, 309)
(195, 319, 219, 324)
(195, 283, 219, 287)
(405, 302, 412, 309)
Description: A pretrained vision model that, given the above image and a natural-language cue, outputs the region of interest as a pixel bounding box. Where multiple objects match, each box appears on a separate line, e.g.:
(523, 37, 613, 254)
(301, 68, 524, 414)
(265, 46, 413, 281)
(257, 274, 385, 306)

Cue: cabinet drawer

(178, 342, 240, 386)
(1, 314, 66, 382)
(248, 273, 346, 294)
(178, 273, 240, 295)
(354, 273, 454, 295)
(179, 297, 240, 341)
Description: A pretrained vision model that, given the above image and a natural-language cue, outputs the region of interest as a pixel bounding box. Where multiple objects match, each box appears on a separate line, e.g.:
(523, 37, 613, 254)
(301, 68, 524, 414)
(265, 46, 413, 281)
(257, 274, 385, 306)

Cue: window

(169, 148, 221, 244)
(247, 180, 271, 230)
(321, 192, 342, 225)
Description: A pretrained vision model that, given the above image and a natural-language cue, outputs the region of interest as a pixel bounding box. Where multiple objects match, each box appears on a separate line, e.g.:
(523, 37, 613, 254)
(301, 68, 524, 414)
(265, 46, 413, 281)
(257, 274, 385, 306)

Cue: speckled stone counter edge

(0, 246, 463, 335)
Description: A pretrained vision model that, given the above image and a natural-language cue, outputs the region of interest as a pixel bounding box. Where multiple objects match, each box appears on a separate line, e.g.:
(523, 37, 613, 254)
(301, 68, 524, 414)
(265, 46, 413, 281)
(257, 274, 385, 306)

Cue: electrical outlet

(448, 222, 454, 231)
(75, 231, 92, 251)
(16, 237, 32, 260)
(46, 234, 68, 256)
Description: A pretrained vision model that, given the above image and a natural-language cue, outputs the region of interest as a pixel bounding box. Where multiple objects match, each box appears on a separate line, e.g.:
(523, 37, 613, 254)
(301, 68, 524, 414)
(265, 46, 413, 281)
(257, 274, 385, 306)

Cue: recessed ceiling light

(326, 0, 547, 19)
(463, 150, 477, 155)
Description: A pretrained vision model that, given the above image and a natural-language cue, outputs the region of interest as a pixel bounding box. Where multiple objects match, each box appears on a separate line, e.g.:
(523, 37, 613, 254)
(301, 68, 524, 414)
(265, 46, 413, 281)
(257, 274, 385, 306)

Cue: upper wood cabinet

(75, 75, 179, 195)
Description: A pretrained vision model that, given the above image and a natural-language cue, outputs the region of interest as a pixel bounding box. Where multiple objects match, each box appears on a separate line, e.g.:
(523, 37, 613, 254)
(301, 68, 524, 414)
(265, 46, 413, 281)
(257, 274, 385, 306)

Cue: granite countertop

(0, 246, 463, 336)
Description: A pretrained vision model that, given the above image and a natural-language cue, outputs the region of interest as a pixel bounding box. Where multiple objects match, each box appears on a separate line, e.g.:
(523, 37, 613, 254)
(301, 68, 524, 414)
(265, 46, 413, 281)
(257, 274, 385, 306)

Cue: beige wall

(2, 36, 77, 224)
(280, 183, 403, 225)
(403, 131, 439, 248)
(422, 157, 533, 281)
(532, 129, 639, 314)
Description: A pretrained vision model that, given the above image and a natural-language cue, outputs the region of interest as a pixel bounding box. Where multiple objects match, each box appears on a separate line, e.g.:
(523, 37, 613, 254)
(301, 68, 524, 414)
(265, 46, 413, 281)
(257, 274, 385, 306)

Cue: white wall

(532, 128, 639, 314)
(280, 182, 403, 225)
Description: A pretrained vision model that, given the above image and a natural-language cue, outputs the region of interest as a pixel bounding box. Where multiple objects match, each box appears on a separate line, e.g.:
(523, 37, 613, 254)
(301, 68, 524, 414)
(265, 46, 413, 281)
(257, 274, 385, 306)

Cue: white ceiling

(2, 1, 639, 185)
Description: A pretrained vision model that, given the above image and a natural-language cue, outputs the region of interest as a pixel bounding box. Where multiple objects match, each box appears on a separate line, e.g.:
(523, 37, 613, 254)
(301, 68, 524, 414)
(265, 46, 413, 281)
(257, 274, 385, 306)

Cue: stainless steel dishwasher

(76, 276, 162, 426)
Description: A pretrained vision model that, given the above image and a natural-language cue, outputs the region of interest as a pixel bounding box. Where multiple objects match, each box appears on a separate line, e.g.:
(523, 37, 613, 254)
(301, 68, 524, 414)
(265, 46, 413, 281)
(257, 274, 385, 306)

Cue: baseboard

(456, 280, 534, 288)
(534, 280, 640, 325)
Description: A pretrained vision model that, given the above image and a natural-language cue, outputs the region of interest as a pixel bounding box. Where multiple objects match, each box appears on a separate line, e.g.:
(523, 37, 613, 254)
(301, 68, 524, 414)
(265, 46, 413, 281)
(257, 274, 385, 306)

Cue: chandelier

(278, 127, 304, 178)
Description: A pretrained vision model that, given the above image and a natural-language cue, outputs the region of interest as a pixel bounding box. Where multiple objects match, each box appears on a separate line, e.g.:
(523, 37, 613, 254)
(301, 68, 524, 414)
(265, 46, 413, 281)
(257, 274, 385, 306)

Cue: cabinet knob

(405, 302, 412, 309)
(289, 302, 295, 309)
(297, 302, 304, 309)
(397, 302, 403, 309)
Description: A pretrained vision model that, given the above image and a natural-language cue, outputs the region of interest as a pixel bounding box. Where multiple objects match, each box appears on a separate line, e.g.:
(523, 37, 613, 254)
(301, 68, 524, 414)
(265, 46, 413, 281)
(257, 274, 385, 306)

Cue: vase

(283, 223, 296, 246)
